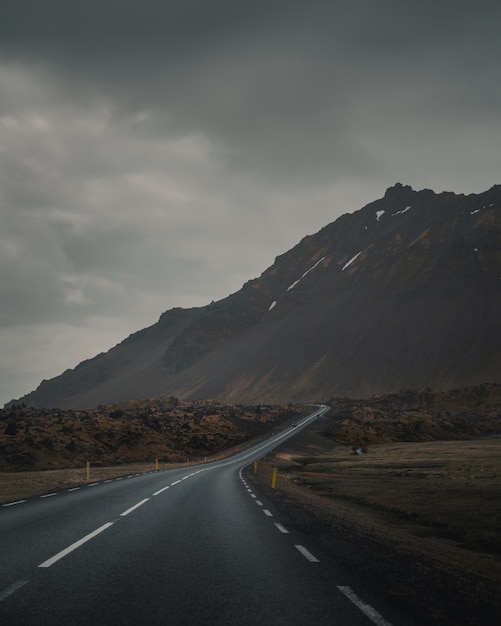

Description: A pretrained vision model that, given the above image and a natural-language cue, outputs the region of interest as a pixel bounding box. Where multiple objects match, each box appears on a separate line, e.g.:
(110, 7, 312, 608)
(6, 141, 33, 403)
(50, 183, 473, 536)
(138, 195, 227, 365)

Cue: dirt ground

(245, 420, 501, 626)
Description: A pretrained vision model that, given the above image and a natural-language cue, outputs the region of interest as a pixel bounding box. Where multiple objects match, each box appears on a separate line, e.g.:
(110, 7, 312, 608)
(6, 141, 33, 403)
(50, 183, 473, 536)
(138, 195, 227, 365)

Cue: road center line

(39, 522, 114, 568)
(295, 545, 320, 562)
(67, 487, 80, 492)
(2, 500, 26, 507)
(0, 580, 28, 602)
(40, 493, 57, 498)
(263, 509, 273, 517)
(337, 586, 393, 626)
(171, 480, 182, 486)
(153, 485, 170, 496)
(120, 498, 150, 517)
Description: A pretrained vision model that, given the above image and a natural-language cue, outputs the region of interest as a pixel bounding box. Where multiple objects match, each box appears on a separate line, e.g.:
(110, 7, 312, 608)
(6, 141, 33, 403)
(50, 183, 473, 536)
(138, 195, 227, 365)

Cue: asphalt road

(0, 406, 395, 625)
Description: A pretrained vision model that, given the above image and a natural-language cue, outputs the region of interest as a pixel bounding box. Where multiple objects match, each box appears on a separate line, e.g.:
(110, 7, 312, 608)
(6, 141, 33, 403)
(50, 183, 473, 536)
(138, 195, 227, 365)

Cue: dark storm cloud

(2, 0, 499, 183)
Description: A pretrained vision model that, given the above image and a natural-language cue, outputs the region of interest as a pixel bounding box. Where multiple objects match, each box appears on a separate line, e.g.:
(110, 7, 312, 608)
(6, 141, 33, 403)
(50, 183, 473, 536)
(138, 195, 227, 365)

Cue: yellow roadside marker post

(271, 468, 278, 489)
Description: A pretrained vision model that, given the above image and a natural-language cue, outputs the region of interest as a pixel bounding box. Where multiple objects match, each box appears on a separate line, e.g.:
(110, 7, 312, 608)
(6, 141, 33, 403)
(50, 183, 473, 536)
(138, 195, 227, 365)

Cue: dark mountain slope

(11, 183, 501, 408)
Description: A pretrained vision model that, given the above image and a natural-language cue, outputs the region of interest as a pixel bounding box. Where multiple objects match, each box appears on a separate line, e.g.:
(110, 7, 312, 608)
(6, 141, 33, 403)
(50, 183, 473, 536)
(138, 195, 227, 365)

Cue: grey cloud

(2, 1, 499, 185)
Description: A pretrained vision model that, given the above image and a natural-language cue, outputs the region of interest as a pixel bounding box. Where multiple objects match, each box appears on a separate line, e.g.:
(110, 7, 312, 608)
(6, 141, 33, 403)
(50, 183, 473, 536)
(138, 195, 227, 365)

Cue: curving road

(0, 406, 394, 625)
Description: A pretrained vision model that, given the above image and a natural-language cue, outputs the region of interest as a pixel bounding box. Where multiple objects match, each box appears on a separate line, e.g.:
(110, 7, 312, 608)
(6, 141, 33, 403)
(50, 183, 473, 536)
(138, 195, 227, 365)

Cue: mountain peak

(10, 184, 501, 409)
(384, 182, 414, 197)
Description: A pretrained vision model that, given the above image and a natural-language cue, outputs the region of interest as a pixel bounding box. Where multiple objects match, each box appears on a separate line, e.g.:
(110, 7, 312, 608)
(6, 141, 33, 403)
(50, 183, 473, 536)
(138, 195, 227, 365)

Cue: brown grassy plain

(247, 405, 501, 625)
(258, 435, 501, 561)
(0, 461, 180, 504)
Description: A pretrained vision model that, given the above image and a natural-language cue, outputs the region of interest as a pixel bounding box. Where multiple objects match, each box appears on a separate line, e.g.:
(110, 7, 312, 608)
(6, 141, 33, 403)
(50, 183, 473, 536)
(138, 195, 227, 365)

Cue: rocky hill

(323, 383, 501, 446)
(9, 183, 501, 409)
(0, 399, 301, 471)
(2, 384, 500, 473)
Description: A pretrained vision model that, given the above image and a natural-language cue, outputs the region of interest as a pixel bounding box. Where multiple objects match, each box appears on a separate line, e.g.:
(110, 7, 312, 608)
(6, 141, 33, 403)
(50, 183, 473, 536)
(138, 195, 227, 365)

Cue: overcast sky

(1, 0, 500, 406)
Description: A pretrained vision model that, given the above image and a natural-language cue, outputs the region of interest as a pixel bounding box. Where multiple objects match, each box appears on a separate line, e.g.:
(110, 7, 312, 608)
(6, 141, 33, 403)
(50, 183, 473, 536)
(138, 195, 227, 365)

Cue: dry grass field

(0, 440, 266, 503)
(272, 437, 501, 558)
(247, 407, 501, 625)
(0, 461, 184, 504)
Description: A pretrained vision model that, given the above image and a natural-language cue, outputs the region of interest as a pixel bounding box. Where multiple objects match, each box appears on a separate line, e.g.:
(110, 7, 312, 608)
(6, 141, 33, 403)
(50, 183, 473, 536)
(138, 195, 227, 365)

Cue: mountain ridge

(9, 183, 501, 409)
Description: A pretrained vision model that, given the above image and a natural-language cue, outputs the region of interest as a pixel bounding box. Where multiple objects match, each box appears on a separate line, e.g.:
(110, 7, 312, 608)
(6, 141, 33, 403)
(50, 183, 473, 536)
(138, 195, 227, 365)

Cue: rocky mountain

(10, 183, 501, 409)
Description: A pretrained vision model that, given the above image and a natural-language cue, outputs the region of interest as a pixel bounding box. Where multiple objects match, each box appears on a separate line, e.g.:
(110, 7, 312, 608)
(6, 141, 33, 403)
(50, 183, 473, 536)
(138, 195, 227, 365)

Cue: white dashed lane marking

(120, 498, 150, 517)
(153, 485, 170, 496)
(39, 522, 114, 569)
(0, 580, 28, 602)
(337, 586, 393, 626)
(274, 523, 289, 534)
(295, 545, 320, 562)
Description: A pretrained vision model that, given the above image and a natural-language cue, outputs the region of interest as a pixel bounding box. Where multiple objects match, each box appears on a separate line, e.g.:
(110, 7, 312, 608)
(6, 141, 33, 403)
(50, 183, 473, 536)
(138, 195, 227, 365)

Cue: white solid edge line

(337, 586, 393, 626)
(120, 498, 150, 517)
(295, 544, 320, 562)
(39, 522, 114, 568)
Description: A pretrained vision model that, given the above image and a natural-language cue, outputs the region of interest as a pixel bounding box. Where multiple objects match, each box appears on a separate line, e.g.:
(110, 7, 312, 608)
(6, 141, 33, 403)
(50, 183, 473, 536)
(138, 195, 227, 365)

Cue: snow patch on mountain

(342, 251, 363, 272)
(287, 256, 326, 291)
(392, 205, 412, 216)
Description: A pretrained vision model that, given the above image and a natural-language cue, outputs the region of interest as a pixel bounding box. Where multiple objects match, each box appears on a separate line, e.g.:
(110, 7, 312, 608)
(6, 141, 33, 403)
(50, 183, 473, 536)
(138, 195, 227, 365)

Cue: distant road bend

(0, 405, 395, 625)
